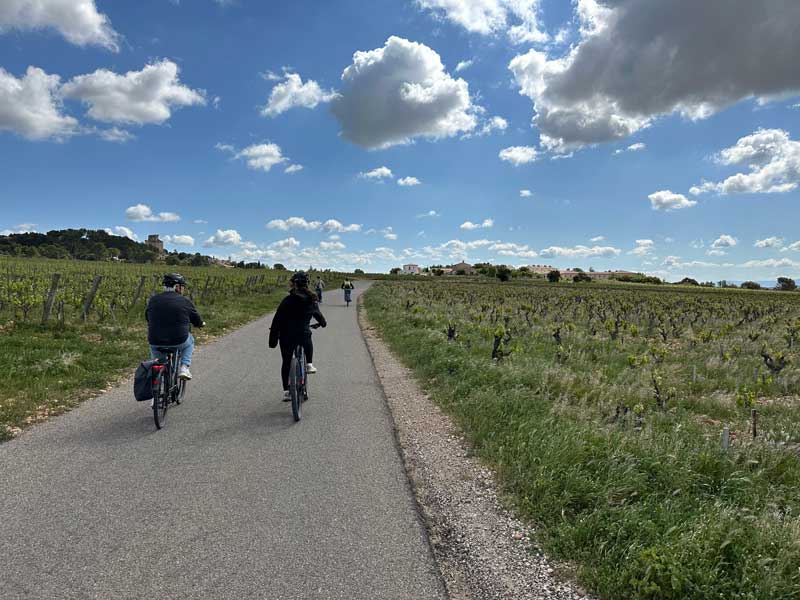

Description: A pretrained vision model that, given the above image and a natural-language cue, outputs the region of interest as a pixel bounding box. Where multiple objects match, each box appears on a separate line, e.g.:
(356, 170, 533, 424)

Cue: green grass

(0, 289, 284, 441)
(365, 281, 800, 600)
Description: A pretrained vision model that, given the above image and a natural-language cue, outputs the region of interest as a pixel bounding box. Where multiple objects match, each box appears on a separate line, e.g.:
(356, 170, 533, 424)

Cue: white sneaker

(179, 365, 192, 380)
(306, 363, 317, 374)
(283, 390, 291, 402)
(149, 399, 154, 408)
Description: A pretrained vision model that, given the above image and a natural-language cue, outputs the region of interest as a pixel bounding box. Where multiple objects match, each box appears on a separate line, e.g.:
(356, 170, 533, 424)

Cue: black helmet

(290, 271, 309, 286)
(163, 273, 187, 287)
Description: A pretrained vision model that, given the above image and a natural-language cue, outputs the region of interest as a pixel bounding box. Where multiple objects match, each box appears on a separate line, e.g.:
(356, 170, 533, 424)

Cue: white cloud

(711, 234, 738, 249)
(508, 0, 800, 151)
(628, 239, 655, 256)
(416, 0, 547, 44)
(381, 227, 398, 240)
(519, 189, 532, 197)
(215, 142, 235, 153)
(398, 176, 421, 186)
(330, 36, 479, 149)
(488, 242, 538, 258)
(783, 241, 800, 253)
(125, 204, 180, 223)
(460, 219, 494, 230)
(359, 166, 394, 180)
(689, 129, 800, 196)
(320, 240, 346, 250)
(62, 60, 205, 125)
(417, 210, 440, 218)
(266, 217, 321, 231)
(234, 143, 287, 172)
(455, 59, 473, 72)
(322, 219, 362, 233)
(269, 237, 301, 251)
(648, 190, 697, 211)
(740, 258, 800, 269)
(539, 245, 621, 258)
(465, 115, 509, 138)
(97, 127, 134, 143)
(0, 66, 78, 140)
(285, 164, 304, 174)
(204, 229, 243, 247)
(499, 145, 539, 165)
(754, 236, 783, 249)
(163, 234, 195, 246)
(590, 235, 605, 242)
(193, 219, 208, 224)
(261, 72, 336, 117)
(614, 142, 646, 155)
(0, 0, 119, 51)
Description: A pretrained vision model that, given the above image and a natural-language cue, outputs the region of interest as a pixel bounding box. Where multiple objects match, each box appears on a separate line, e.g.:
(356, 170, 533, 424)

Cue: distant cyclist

(314, 275, 325, 303)
(341, 278, 354, 304)
(269, 271, 327, 401)
(145, 273, 205, 380)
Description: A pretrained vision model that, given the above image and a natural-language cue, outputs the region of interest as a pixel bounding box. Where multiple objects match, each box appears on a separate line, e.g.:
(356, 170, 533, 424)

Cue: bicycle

(344, 287, 352, 307)
(151, 348, 187, 430)
(288, 323, 320, 422)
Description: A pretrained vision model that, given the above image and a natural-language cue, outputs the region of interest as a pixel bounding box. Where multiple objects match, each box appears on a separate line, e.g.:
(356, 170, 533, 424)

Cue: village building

(402, 264, 421, 275)
(146, 234, 165, 254)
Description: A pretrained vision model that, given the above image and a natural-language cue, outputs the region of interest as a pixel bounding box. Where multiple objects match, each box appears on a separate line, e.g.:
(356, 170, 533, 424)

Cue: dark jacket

(145, 291, 204, 346)
(269, 289, 326, 348)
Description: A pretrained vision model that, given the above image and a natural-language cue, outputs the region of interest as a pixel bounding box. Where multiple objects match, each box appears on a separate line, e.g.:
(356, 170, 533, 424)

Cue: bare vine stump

(81, 275, 103, 321)
(41, 272, 61, 324)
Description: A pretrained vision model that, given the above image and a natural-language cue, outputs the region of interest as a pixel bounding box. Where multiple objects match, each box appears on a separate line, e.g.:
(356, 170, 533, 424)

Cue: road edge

(358, 291, 592, 600)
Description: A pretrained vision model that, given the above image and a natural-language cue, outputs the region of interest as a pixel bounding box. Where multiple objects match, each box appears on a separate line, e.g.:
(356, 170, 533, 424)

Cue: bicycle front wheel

(153, 373, 168, 430)
(289, 354, 302, 422)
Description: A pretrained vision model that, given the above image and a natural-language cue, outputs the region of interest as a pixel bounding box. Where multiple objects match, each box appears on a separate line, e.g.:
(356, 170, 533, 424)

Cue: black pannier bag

(134, 360, 158, 401)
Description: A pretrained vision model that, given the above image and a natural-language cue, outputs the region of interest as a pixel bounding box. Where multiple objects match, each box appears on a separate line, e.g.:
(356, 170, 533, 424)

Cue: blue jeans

(150, 333, 194, 366)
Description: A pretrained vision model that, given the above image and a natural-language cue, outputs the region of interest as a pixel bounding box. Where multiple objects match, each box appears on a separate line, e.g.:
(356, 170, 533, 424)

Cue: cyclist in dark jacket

(269, 271, 327, 400)
(145, 273, 205, 380)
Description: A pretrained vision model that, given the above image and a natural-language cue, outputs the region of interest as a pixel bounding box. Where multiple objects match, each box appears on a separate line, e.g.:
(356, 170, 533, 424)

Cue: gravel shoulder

(359, 301, 593, 600)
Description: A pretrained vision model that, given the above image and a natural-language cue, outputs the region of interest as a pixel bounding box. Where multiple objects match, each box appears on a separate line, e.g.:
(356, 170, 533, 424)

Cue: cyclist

(268, 271, 327, 401)
(341, 278, 354, 304)
(145, 273, 205, 380)
(314, 275, 325, 303)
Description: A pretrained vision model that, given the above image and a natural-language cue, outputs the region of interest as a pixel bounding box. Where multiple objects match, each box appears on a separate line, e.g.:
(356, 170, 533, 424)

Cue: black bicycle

(288, 324, 321, 422)
(151, 348, 187, 430)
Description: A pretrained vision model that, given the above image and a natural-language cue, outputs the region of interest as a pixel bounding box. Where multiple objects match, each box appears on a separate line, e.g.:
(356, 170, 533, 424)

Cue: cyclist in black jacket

(145, 273, 205, 380)
(269, 271, 326, 401)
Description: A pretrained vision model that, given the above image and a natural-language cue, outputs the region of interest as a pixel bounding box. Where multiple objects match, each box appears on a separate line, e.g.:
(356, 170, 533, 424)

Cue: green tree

(741, 281, 761, 290)
(496, 266, 511, 282)
(777, 277, 797, 291)
(273, 263, 286, 270)
(547, 270, 561, 283)
(573, 272, 592, 283)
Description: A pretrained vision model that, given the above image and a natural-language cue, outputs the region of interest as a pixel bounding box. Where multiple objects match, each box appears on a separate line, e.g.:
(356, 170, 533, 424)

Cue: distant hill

(0, 229, 211, 266)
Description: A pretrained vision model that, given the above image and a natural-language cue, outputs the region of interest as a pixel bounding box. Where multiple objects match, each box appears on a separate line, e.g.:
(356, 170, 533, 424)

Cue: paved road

(0, 282, 446, 600)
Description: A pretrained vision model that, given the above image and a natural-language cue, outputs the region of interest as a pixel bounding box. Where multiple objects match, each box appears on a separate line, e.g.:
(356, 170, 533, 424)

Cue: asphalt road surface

(0, 282, 446, 600)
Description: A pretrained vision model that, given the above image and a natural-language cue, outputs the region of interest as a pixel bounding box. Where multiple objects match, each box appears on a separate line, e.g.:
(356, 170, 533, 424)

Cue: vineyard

(0, 257, 303, 441)
(365, 280, 800, 599)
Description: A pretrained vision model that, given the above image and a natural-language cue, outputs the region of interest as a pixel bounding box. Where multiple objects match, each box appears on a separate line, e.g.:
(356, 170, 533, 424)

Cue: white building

(402, 264, 421, 275)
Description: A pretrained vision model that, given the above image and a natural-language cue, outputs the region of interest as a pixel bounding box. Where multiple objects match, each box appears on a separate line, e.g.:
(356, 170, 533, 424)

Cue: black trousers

(279, 334, 313, 391)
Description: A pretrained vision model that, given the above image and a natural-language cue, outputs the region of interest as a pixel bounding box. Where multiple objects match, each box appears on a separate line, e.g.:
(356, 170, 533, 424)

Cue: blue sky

(1, 0, 799, 281)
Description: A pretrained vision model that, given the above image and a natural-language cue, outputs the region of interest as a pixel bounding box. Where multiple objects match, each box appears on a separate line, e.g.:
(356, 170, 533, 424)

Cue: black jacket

(269, 289, 326, 347)
(145, 291, 204, 346)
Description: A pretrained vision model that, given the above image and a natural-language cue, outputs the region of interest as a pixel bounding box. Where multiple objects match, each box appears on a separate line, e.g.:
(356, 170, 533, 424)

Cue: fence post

(129, 276, 146, 313)
(81, 275, 103, 321)
(721, 425, 730, 450)
(41, 272, 61, 324)
(751, 409, 758, 439)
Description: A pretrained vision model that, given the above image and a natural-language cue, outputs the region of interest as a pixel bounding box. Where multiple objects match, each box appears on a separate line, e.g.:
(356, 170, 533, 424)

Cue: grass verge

(0, 290, 284, 441)
(365, 283, 800, 600)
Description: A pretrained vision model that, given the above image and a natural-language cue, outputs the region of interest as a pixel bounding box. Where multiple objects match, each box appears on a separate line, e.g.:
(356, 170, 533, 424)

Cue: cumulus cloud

(689, 129, 800, 196)
(464, 115, 509, 138)
(204, 229, 244, 247)
(261, 72, 336, 117)
(590, 235, 605, 242)
(0, 66, 78, 140)
(233, 143, 287, 172)
(163, 234, 195, 246)
(754, 236, 783, 249)
(509, 0, 800, 152)
(0, 0, 120, 51)
(358, 166, 393, 180)
(499, 145, 539, 165)
(614, 142, 646, 155)
(416, 0, 547, 44)
(648, 190, 696, 211)
(460, 219, 494, 230)
(320, 240, 346, 250)
(103, 226, 137, 240)
(783, 241, 800, 253)
(97, 127, 134, 143)
(285, 164, 303, 174)
(455, 59, 473, 72)
(628, 239, 654, 256)
(740, 258, 800, 269)
(398, 176, 421, 186)
(266, 217, 322, 231)
(711, 234, 737, 249)
(62, 60, 205, 125)
(382, 227, 398, 240)
(125, 204, 180, 223)
(322, 219, 362, 233)
(269, 237, 301, 251)
(488, 242, 538, 258)
(417, 210, 440, 218)
(330, 36, 479, 149)
(519, 189, 532, 197)
(539, 244, 621, 258)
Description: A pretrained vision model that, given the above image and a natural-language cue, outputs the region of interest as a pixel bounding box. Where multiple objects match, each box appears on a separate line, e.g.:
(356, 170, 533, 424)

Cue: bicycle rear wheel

(153, 371, 168, 429)
(289, 353, 303, 422)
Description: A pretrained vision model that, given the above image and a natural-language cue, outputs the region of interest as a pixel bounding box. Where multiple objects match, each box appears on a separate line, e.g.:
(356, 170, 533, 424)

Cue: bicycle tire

(153, 371, 168, 429)
(289, 354, 302, 422)
(175, 379, 186, 404)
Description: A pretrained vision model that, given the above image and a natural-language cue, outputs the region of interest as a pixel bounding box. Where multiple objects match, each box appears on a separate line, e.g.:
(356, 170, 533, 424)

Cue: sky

(1, 0, 799, 282)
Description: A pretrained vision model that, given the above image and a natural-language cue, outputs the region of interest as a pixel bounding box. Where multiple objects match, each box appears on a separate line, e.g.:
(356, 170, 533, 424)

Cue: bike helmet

(163, 273, 187, 287)
(290, 271, 309, 286)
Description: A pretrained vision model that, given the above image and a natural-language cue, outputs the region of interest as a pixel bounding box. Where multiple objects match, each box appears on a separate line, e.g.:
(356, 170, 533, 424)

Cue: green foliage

(777, 277, 797, 291)
(547, 269, 561, 283)
(573, 271, 592, 283)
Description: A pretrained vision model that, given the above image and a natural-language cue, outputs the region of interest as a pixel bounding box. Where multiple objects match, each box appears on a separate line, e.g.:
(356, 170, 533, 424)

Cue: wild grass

(365, 280, 800, 599)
